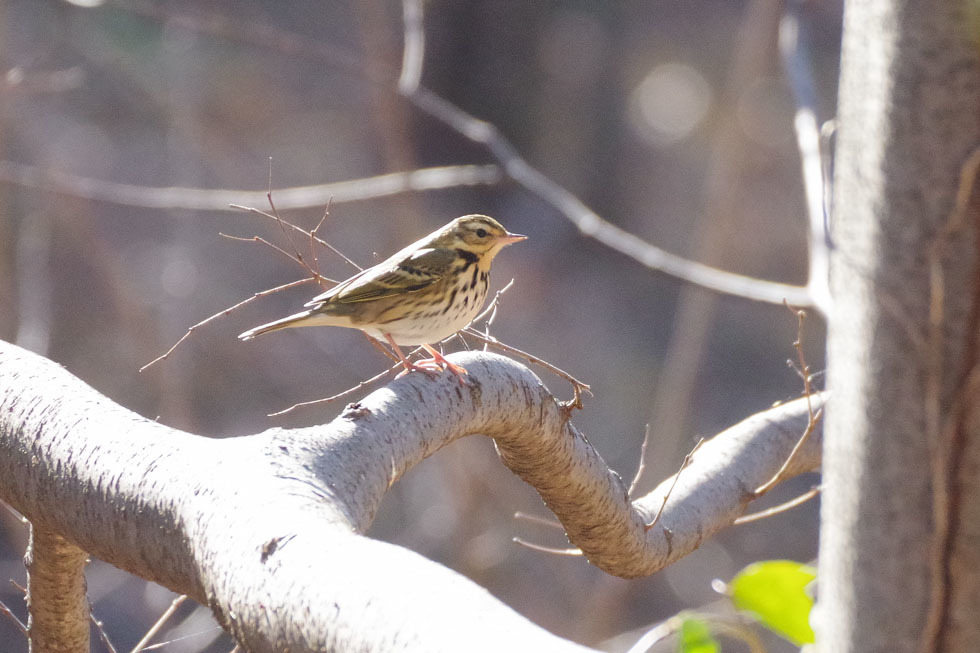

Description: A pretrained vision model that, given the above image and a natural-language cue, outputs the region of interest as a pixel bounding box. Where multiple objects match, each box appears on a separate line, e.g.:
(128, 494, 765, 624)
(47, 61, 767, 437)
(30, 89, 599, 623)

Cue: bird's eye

(475, 228, 488, 238)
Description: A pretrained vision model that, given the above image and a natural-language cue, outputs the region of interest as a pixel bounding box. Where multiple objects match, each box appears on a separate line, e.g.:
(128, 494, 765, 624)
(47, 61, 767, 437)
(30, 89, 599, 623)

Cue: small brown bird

(239, 215, 526, 382)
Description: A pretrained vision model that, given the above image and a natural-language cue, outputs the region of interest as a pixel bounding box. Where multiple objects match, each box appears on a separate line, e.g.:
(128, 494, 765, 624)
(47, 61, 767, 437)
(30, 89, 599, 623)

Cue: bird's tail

(238, 310, 318, 341)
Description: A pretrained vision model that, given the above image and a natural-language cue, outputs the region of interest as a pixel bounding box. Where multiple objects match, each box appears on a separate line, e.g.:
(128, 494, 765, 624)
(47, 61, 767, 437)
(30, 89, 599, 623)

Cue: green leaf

(728, 560, 816, 645)
(677, 616, 720, 653)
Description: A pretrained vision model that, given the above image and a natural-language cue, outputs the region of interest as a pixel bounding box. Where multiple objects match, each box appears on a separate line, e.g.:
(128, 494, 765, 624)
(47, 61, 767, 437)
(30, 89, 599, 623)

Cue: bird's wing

(305, 247, 456, 306)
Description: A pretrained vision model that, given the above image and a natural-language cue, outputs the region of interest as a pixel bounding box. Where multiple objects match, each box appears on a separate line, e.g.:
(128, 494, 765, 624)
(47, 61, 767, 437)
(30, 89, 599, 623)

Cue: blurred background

(0, 0, 839, 650)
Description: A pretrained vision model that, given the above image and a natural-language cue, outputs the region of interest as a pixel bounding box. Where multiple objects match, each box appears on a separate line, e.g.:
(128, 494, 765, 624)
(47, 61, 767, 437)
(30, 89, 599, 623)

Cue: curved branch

(0, 340, 821, 650)
(405, 87, 814, 308)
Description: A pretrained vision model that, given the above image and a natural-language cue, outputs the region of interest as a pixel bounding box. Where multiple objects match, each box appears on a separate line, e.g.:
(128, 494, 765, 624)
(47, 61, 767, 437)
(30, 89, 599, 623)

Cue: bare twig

(463, 328, 591, 410)
(511, 538, 582, 556)
(144, 198, 362, 373)
(513, 512, 565, 530)
(398, 0, 424, 94)
(0, 597, 27, 635)
(310, 200, 334, 280)
(230, 204, 363, 273)
(219, 233, 334, 286)
(753, 303, 821, 496)
(268, 192, 304, 273)
(779, 2, 832, 316)
(140, 278, 316, 372)
(138, 626, 226, 651)
(449, 332, 472, 352)
(91, 610, 120, 653)
(0, 159, 500, 211)
(734, 485, 821, 525)
(2, 498, 27, 523)
(644, 438, 704, 531)
(753, 406, 822, 498)
(628, 425, 652, 497)
(625, 612, 766, 653)
(478, 279, 514, 347)
(269, 363, 401, 416)
(130, 595, 188, 653)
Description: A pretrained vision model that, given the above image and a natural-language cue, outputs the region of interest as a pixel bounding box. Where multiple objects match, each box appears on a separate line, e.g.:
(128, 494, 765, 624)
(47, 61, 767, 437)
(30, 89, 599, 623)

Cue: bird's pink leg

(381, 335, 468, 384)
(382, 334, 437, 377)
(384, 333, 442, 379)
(420, 343, 469, 384)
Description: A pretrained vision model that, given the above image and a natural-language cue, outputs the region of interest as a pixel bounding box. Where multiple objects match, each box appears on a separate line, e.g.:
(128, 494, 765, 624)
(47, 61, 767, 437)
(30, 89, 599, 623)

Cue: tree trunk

(820, 1, 980, 651)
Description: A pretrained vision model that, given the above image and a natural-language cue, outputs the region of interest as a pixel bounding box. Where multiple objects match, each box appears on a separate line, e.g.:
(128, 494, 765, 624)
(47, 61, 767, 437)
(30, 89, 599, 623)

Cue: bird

(239, 214, 526, 383)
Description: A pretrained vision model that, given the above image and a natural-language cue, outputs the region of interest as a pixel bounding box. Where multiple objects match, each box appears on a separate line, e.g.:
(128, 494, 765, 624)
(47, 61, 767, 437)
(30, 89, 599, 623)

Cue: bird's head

(438, 215, 527, 258)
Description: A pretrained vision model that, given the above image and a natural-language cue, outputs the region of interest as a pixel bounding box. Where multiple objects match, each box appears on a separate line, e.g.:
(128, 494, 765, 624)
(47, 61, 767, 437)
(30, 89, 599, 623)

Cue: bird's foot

(395, 358, 470, 385)
(395, 359, 440, 378)
(385, 336, 470, 385)
(422, 345, 469, 385)
(394, 346, 469, 385)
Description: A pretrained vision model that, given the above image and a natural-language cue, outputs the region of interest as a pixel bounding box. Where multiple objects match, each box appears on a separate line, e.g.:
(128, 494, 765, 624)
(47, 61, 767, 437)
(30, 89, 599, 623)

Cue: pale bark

(0, 340, 821, 651)
(821, 0, 980, 651)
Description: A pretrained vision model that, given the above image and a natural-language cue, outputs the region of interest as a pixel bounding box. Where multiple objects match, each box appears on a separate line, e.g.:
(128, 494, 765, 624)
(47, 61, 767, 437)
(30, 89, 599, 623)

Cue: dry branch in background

(0, 160, 501, 211)
(0, 0, 815, 309)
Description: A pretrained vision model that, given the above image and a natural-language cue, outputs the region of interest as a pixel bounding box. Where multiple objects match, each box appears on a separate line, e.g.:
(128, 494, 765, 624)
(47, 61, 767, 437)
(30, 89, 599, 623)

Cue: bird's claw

(396, 357, 470, 385)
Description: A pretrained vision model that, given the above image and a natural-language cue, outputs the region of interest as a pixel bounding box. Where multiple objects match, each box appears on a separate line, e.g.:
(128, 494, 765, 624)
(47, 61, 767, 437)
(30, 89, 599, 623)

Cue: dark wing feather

(304, 247, 456, 307)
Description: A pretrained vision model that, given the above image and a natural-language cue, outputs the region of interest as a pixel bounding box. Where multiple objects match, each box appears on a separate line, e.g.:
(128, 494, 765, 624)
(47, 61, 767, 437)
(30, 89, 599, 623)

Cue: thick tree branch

(0, 340, 821, 650)
(25, 527, 90, 653)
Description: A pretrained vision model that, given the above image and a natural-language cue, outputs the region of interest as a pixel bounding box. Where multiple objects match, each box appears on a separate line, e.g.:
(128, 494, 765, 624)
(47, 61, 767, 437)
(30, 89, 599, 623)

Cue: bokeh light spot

(629, 63, 713, 146)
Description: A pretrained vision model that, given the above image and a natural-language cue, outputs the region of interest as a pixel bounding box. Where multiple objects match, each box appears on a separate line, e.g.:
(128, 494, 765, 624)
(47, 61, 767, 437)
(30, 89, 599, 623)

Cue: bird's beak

(498, 232, 527, 245)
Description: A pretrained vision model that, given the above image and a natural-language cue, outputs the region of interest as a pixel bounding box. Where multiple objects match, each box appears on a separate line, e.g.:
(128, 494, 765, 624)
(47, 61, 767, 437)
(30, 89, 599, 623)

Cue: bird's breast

(381, 260, 491, 346)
